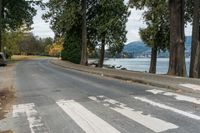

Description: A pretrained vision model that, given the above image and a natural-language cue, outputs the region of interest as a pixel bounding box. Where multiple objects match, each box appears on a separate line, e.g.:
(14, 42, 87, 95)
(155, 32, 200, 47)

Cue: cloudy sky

(32, 2, 192, 44)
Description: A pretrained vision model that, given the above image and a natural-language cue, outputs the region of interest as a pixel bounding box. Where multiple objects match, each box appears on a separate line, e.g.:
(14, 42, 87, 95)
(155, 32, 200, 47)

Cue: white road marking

(147, 89, 200, 104)
(56, 99, 121, 133)
(89, 96, 178, 133)
(13, 103, 48, 133)
(133, 96, 200, 120)
(146, 89, 165, 94)
(180, 83, 200, 91)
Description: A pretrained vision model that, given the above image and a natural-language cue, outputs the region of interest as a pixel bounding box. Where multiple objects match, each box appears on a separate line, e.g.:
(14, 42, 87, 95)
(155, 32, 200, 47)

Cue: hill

(123, 36, 192, 58)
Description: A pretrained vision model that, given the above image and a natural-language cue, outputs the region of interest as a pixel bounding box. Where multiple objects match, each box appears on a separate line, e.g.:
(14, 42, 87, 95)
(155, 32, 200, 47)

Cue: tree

(140, 26, 169, 73)
(139, 0, 170, 74)
(0, 0, 2, 51)
(168, 0, 186, 76)
(43, 0, 83, 64)
(129, 0, 170, 74)
(130, 0, 188, 76)
(61, 30, 82, 63)
(2, 31, 23, 58)
(189, 0, 200, 78)
(80, 0, 88, 65)
(0, 0, 41, 51)
(89, 0, 129, 67)
(44, 0, 129, 66)
(17, 33, 50, 55)
(129, 0, 146, 9)
(47, 38, 63, 57)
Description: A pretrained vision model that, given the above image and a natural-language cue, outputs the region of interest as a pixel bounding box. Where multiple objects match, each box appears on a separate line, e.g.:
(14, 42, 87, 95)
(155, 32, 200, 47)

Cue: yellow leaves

(48, 38, 64, 56)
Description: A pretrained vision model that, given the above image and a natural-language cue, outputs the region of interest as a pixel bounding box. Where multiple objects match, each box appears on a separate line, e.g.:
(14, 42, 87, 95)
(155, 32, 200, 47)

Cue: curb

(50, 59, 198, 94)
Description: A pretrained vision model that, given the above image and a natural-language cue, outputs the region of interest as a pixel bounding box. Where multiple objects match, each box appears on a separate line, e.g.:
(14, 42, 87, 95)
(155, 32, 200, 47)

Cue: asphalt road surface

(10, 59, 200, 133)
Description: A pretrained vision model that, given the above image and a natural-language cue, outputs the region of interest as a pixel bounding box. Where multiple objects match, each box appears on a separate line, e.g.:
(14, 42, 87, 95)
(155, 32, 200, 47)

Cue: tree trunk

(189, 0, 200, 78)
(168, 0, 186, 76)
(193, 42, 200, 78)
(98, 35, 105, 68)
(0, 0, 2, 51)
(149, 45, 157, 74)
(80, 0, 88, 65)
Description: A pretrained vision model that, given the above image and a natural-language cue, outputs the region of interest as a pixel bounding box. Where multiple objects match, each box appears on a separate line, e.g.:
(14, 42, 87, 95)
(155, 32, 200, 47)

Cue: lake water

(104, 58, 190, 74)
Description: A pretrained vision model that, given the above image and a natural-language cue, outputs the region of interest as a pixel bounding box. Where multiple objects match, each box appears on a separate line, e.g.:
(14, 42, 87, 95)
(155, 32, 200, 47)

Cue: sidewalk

(0, 63, 15, 131)
(50, 59, 200, 94)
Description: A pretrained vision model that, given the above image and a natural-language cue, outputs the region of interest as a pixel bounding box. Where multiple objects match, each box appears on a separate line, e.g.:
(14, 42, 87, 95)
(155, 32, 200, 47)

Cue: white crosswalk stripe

(133, 96, 200, 120)
(146, 89, 200, 104)
(180, 83, 200, 91)
(89, 95, 178, 133)
(13, 103, 48, 133)
(14, 94, 200, 133)
(56, 99, 121, 133)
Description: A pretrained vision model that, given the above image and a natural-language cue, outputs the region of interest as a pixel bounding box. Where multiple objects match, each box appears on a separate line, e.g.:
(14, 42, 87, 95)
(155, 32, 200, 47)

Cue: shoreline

(89, 58, 191, 75)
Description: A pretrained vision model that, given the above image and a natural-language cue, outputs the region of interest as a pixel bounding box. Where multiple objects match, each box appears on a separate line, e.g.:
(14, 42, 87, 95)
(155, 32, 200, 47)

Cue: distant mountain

(123, 41, 149, 54)
(123, 36, 192, 58)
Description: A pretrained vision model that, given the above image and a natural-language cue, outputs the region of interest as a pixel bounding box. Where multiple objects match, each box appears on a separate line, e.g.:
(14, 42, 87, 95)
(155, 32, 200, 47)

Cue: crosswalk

(12, 89, 200, 133)
(146, 89, 200, 104)
(133, 96, 200, 120)
(57, 99, 121, 133)
(179, 83, 200, 91)
(89, 96, 178, 132)
(13, 103, 48, 133)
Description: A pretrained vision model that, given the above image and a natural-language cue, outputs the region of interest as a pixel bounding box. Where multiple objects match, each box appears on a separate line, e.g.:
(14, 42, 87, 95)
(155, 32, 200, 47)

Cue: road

(9, 59, 200, 133)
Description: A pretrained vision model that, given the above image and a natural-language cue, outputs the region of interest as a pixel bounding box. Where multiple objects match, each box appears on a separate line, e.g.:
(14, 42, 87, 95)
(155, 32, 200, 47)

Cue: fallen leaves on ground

(0, 87, 15, 120)
(0, 130, 13, 133)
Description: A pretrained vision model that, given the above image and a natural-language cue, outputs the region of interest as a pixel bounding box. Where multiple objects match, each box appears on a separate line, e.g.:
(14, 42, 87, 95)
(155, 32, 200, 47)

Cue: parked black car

(0, 52, 7, 66)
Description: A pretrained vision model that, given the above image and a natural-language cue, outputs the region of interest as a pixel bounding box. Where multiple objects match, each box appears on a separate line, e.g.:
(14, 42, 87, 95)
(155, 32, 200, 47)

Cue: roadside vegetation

(43, 0, 130, 65)
(0, 130, 13, 133)
(0, 87, 15, 120)
(3, 32, 54, 58)
(43, 0, 200, 78)
(0, 0, 61, 60)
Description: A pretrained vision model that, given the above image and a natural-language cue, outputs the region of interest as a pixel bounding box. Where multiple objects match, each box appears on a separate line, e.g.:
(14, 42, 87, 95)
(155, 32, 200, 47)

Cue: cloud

(31, 4, 54, 38)
(126, 9, 146, 43)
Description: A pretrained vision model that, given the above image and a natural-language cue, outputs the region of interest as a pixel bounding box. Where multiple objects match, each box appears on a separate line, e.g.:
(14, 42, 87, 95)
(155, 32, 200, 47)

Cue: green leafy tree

(0, 0, 42, 51)
(43, 0, 82, 64)
(130, 0, 187, 76)
(139, 1, 170, 73)
(17, 33, 49, 55)
(89, 0, 130, 67)
(189, 0, 200, 78)
(2, 31, 23, 58)
(61, 30, 81, 64)
(44, 0, 129, 66)
(185, 0, 194, 23)
(183, 0, 200, 78)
